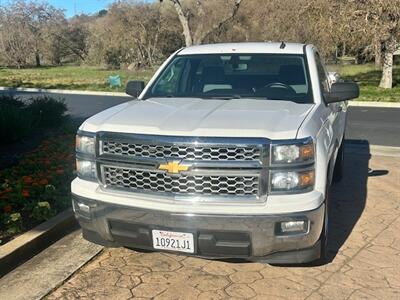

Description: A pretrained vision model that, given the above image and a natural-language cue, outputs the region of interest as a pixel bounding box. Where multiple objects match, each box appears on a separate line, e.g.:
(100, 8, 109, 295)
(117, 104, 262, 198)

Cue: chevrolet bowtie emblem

(158, 161, 189, 174)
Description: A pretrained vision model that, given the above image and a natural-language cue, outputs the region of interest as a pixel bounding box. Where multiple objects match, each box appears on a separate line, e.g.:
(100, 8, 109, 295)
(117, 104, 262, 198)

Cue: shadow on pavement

(327, 140, 388, 263)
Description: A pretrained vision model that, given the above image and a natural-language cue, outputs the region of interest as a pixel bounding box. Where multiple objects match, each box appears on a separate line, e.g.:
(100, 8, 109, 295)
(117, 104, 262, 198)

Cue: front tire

(333, 141, 344, 183)
(316, 183, 331, 264)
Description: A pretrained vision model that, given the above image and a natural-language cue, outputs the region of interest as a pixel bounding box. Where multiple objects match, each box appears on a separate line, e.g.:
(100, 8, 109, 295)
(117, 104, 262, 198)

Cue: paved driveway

(48, 151, 399, 300)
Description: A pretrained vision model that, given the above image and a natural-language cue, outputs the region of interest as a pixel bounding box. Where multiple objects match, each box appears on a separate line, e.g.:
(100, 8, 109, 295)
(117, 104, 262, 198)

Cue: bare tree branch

(195, 0, 243, 45)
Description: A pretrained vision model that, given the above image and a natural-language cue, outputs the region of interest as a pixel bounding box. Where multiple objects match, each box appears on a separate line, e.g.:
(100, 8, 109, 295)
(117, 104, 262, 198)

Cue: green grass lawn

(0, 64, 399, 102)
(327, 64, 400, 102)
(0, 65, 157, 93)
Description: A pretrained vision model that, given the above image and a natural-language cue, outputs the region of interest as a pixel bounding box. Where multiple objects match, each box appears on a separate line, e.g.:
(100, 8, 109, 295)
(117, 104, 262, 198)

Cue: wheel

(333, 141, 344, 183)
(314, 184, 330, 265)
(319, 199, 329, 262)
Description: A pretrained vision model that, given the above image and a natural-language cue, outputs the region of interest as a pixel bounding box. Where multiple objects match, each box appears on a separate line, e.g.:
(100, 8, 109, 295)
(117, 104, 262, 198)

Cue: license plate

(152, 229, 194, 253)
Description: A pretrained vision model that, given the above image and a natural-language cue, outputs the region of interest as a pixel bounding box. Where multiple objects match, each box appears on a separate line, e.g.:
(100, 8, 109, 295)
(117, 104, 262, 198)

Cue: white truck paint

(72, 43, 359, 263)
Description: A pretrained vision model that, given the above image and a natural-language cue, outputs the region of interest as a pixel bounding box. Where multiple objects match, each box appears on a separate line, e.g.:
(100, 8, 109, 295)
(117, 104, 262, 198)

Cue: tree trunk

(171, 0, 193, 46)
(35, 51, 41, 67)
(342, 41, 346, 57)
(375, 41, 382, 67)
(335, 45, 338, 64)
(379, 49, 393, 89)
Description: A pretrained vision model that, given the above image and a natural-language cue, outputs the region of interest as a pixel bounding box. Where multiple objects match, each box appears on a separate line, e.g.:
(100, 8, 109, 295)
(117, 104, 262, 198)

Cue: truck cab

(73, 43, 359, 264)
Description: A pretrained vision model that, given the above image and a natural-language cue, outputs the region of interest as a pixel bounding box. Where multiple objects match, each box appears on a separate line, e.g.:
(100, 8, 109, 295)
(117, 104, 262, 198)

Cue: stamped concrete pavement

(47, 151, 400, 300)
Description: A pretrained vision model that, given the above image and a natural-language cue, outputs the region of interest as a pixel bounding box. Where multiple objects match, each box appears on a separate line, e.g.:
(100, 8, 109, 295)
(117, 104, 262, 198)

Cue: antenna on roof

(280, 41, 286, 49)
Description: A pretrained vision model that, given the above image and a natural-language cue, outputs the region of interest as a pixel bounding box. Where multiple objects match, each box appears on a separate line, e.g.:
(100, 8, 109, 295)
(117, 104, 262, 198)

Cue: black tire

(314, 184, 330, 265)
(333, 141, 344, 183)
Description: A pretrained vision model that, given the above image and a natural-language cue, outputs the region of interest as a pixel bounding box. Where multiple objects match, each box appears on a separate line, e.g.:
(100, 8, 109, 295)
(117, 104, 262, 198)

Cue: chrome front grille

(97, 133, 269, 201)
(102, 165, 259, 196)
(102, 140, 261, 161)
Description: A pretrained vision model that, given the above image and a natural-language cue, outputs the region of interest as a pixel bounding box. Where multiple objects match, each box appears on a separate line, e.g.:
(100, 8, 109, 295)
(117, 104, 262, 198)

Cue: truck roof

(178, 42, 307, 55)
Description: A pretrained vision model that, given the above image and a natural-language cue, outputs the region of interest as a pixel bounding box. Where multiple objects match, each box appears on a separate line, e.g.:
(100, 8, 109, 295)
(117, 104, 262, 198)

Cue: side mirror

(325, 81, 359, 103)
(126, 80, 145, 98)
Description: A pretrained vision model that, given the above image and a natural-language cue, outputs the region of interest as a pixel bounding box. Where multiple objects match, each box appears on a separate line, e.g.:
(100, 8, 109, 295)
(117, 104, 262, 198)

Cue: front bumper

(73, 193, 325, 263)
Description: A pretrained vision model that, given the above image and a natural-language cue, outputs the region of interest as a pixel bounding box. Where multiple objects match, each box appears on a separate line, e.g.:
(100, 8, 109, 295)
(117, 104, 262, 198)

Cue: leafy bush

(0, 100, 34, 143)
(105, 48, 123, 69)
(0, 95, 26, 108)
(0, 132, 75, 244)
(0, 95, 68, 144)
(27, 96, 68, 128)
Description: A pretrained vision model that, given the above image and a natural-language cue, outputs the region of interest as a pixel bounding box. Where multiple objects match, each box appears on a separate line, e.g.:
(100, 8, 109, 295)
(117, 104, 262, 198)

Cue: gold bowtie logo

(158, 161, 189, 174)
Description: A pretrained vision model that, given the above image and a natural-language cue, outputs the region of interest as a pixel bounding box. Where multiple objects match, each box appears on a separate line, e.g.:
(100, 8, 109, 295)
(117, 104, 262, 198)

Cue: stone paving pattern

(48, 154, 400, 300)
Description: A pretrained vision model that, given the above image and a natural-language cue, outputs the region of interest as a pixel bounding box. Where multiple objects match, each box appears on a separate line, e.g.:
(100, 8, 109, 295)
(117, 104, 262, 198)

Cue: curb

(0, 230, 103, 300)
(0, 209, 77, 277)
(0, 86, 130, 97)
(348, 101, 400, 108)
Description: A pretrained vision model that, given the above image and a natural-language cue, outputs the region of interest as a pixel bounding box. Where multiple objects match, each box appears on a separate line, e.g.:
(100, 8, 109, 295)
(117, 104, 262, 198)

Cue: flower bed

(0, 132, 76, 245)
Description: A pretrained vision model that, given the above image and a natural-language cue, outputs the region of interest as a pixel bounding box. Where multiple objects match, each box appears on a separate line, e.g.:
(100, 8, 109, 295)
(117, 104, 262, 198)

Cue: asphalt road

(1, 91, 399, 147)
(347, 106, 400, 147)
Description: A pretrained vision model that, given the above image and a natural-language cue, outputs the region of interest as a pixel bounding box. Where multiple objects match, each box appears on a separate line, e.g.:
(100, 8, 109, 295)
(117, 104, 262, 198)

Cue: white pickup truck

(73, 43, 359, 264)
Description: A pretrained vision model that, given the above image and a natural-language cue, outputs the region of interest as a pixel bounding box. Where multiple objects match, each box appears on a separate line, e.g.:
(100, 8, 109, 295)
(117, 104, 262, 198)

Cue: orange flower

(22, 189, 30, 198)
(3, 204, 12, 214)
(39, 178, 48, 185)
(22, 176, 34, 185)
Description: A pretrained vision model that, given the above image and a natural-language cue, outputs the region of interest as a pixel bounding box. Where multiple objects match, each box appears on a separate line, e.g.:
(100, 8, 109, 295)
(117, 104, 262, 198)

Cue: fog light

(72, 198, 93, 219)
(77, 202, 91, 214)
(278, 220, 308, 234)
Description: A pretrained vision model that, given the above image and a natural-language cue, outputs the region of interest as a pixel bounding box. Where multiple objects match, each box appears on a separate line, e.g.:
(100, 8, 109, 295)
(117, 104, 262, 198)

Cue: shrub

(0, 132, 76, 243)
(105, 48, 123, 69)
(0, 95, 26, 108)
(0, 95, 68, 144)
(27, 96, 68, 128)
(0, 101, 34, 144)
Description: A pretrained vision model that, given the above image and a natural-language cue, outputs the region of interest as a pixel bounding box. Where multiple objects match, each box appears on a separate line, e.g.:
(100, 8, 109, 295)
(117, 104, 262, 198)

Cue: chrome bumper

(73, 194, 324, 262)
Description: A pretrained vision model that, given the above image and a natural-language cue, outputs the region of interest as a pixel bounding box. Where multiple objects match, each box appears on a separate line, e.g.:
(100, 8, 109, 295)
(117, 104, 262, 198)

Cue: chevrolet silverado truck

(72, 42, 359, 264)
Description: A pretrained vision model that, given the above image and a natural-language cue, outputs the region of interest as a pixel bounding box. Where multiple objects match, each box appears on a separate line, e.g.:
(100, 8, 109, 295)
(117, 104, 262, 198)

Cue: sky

(0, 1, 154, 18)
(41, 0, 114, 17)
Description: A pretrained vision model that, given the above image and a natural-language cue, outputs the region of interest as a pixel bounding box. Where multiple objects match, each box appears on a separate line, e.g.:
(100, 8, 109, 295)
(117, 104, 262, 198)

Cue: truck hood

(81, 98, 314, 139)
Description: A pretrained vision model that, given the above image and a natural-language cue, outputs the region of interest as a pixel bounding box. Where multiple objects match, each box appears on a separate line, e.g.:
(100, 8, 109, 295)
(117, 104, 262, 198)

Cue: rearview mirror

(126, 80, 145, 98)
(325, 81, 359, 103)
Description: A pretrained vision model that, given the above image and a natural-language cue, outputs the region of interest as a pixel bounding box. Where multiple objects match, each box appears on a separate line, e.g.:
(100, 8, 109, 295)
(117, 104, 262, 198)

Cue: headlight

(272, 138, 314, 165)
(76, 134, 95, 154)
(76, 131, 96, 181)
(270, 169, 314, 192)
(76, 159, 97, 181)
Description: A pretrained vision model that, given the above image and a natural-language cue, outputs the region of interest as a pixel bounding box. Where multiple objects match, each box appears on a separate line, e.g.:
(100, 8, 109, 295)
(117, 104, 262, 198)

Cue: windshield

(144, 53, 313, 103)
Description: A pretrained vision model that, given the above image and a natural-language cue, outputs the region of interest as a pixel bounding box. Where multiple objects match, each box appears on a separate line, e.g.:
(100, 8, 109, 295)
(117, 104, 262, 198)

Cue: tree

(86, 1, 181, 68)
(0, 6, 32, 67)
(347, 0, 400, 88)
(162, 0, 244, 46)
(0, 0, 66, 67)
